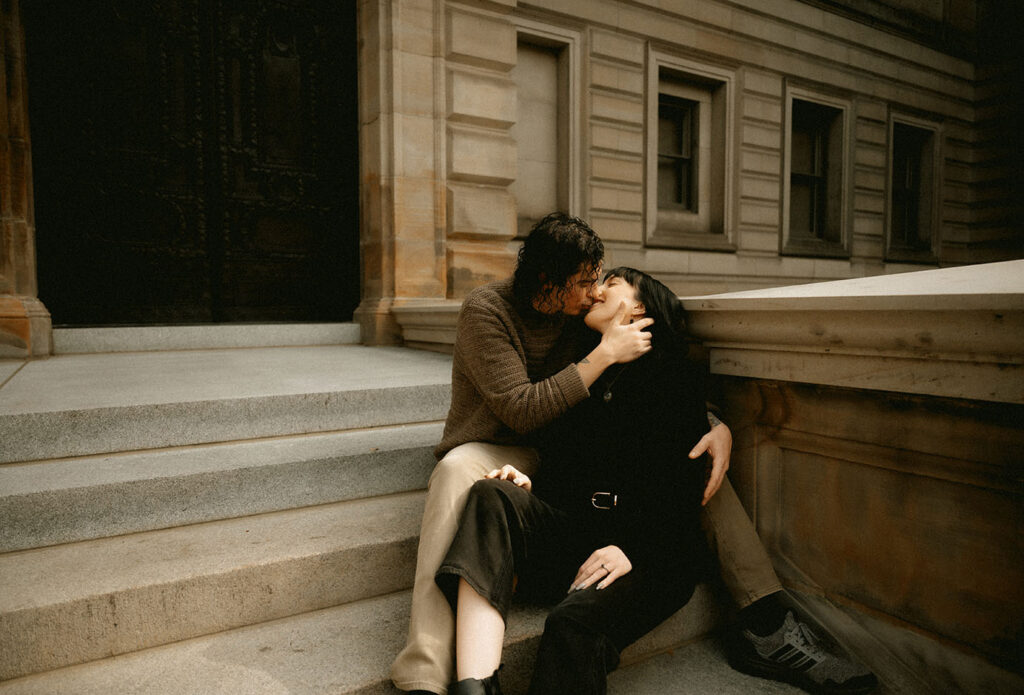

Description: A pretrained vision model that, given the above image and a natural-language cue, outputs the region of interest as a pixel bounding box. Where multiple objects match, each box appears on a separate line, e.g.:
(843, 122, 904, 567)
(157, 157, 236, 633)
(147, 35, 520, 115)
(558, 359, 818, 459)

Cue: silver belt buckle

(591, 492, 617, 510)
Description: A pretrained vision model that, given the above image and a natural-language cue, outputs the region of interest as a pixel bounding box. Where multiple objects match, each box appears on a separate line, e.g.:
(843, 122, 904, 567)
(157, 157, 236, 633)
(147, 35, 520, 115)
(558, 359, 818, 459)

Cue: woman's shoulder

(643, 341, 698, 379)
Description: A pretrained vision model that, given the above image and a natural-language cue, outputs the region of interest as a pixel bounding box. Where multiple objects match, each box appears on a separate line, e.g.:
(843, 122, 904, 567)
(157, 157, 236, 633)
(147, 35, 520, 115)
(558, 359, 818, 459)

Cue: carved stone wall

(685, 260, 1024, 686)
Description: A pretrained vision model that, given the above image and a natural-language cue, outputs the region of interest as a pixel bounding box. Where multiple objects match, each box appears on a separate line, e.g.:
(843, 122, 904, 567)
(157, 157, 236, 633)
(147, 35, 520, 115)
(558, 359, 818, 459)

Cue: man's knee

(428, 448, 487, 493)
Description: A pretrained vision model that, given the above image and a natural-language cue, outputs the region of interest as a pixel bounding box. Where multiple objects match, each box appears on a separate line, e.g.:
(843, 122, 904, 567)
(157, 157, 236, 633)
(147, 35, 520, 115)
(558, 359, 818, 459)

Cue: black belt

(590, 491, 618, 510)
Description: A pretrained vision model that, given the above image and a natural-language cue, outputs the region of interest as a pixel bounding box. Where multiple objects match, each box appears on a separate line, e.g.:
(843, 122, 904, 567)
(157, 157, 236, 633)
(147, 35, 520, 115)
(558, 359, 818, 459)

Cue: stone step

(0, 491, 425, 682)
(0, 422, 441, 553)
(0, 345, 453, 464)
(608, 637, 806, 694)
(52, 323, 362, 354)
(0, 585, 725, 695)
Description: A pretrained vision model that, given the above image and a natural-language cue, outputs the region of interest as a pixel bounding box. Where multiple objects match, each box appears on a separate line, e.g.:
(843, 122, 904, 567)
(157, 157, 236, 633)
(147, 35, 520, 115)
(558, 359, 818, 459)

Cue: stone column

(355, 0, 447, 344)
(0, 0, 50, 358)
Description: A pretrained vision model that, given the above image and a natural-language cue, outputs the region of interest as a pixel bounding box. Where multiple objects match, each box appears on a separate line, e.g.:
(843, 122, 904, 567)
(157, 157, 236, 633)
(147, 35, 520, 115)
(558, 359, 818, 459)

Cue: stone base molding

(0, 295, 51, 358)
(391, 299, 461, 352)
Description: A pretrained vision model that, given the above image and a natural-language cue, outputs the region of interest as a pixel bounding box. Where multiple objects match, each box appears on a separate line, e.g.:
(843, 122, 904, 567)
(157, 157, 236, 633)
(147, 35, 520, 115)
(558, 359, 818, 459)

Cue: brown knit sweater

(434, 278, 591, 458)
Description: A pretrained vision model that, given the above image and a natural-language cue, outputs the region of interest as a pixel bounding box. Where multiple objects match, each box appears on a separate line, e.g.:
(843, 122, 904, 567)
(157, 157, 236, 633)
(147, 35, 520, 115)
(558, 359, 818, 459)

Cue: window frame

(512, 19, 582, 237)
(781, 87, 852, 258)
(645, 51, 735, 251)
(886, 113, 941, 263)
(657, 92, 700, 214)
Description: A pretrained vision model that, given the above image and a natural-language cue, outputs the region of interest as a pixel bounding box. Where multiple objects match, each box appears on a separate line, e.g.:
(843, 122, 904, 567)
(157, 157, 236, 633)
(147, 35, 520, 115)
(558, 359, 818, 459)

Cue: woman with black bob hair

(436, 267, 712, 695)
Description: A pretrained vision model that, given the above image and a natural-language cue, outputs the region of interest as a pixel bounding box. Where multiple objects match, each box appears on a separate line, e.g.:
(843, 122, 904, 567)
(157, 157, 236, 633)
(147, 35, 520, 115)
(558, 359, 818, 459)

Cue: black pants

(436, 479, 698, 695)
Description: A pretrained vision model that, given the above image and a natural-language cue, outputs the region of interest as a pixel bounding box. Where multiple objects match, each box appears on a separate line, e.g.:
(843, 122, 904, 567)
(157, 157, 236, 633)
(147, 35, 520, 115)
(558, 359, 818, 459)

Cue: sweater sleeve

(455, 296, 590, 434)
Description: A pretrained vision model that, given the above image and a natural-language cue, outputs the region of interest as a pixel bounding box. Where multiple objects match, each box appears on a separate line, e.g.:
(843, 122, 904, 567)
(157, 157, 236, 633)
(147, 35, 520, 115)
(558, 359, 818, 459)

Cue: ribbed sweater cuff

(554, 362, 590, 407)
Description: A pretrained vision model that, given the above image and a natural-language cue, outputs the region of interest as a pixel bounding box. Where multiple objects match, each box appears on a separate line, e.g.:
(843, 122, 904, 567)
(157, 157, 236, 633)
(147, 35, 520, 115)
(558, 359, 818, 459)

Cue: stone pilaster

(0, 0, 50, 358)
(355, 0, 447, 344)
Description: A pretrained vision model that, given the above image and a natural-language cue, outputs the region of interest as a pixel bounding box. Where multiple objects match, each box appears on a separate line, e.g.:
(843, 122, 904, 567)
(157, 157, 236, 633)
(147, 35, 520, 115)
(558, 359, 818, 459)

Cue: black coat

(532, 344, 710, 575)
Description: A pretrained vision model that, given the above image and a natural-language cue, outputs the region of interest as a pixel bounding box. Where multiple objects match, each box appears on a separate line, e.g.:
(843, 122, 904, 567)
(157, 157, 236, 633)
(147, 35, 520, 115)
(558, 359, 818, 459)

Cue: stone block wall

(361, 0, 1022, 345)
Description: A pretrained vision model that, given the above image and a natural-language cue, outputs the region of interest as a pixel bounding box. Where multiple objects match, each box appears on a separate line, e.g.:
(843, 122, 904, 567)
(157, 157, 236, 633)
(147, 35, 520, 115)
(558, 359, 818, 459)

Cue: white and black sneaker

(727, 611, 877, 694)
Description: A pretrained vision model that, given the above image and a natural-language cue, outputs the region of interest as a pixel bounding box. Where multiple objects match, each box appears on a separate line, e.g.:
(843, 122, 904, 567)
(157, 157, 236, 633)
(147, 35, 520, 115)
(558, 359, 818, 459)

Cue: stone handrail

(682, 259, 1024, 404)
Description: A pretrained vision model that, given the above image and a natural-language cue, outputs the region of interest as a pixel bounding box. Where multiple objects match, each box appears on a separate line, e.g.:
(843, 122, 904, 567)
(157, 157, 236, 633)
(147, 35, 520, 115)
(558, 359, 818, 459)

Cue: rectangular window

(658, 94, 698, 212)
(783, 95, 848, 256)
(888, 121, 937, 260)
(646, 58, 734, 251)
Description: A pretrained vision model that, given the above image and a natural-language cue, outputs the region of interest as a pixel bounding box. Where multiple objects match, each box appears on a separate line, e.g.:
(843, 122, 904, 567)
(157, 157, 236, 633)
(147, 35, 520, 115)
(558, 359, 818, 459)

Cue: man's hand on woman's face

(485, 464, 532, 492)
(569, 545, 632, 592)
(600, 301, 654, 363)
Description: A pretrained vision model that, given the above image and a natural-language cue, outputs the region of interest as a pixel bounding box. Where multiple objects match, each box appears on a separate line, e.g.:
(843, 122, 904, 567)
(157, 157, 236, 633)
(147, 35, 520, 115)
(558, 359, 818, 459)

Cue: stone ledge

(683, 260, 1024, 404)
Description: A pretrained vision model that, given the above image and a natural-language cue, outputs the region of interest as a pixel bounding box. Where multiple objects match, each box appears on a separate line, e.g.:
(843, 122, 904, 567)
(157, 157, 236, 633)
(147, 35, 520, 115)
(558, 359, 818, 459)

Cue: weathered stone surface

(694, 261, 1024, 675)
(0, 583, 723, 695)
(0, 296, 50, 359)
(446, 7, 515, 70)
(685, 260, 1024, 403)
(0, 423, 441, 552)
(447, 125, 516, 184)
(0, 345, 453, 463)
(0, 492, 425, 681)
(52, 323, 361, 354)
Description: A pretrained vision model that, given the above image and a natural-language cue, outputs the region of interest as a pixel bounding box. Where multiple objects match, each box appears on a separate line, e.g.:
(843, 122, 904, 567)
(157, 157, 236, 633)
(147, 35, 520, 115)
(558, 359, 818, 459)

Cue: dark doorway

(24, 0, 360, 325)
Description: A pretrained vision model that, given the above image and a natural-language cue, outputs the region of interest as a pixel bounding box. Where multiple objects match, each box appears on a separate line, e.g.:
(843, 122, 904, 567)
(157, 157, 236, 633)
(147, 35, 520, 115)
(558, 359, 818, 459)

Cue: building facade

(1, 0, 1021, 354)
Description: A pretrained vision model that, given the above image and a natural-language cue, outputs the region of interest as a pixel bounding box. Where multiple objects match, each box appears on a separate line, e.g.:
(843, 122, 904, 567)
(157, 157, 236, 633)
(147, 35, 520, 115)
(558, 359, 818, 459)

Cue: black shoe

(449, 667, 503, 695)
(726, 611, 878, 695)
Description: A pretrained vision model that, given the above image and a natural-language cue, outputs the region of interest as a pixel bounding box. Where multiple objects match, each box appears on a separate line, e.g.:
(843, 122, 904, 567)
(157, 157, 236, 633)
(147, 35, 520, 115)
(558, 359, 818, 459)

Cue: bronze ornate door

(26, 0, 359, 324)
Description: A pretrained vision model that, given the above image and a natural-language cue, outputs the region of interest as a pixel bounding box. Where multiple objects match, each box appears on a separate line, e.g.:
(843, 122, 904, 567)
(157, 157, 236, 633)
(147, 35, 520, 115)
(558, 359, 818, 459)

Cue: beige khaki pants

(390, 441, 781, 694)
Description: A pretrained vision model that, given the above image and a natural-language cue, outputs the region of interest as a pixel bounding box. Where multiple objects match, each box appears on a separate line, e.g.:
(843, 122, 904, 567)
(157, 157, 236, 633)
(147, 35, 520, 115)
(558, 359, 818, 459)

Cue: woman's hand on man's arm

(689, 419, 732, 506)
(485, 464, 532, 492)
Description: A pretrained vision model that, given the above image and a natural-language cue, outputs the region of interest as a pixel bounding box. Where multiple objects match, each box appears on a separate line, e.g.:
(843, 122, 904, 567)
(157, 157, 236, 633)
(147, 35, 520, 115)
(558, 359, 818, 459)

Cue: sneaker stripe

(784, 652, 811, 668)
(769, 645, 797, 661)
(791, 654, 819, 670)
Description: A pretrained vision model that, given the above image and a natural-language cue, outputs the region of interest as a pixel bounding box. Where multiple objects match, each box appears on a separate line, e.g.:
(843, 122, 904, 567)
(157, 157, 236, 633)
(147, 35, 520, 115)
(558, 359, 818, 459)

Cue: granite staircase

(0, 325, 794, 694)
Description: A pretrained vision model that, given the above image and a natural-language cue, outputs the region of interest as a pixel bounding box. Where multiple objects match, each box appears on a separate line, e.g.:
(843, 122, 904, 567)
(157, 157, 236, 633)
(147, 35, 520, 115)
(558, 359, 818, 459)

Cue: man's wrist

(584, 343, 614, 371)
(707, 411, 724, 429)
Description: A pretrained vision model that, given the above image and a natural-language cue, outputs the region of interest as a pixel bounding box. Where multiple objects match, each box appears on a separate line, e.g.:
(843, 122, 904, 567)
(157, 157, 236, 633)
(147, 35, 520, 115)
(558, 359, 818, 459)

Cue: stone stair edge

(0, 491, 426, 682)
(0, 584, 722, 695)
(0, 423, 443, 552)
(0, 383, 452, 464)
(52, 323, 363, 354)
(0, 422, 445, 492)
